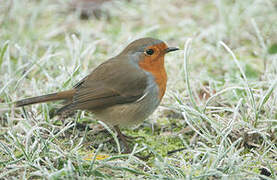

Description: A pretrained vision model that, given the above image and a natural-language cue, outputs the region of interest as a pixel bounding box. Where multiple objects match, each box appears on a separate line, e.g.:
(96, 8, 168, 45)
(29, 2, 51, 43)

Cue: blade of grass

(219, 41, 257, 127)
(98, 121, 121, 154)
(183, 38, 200, 112)
(0, 41, 9, 67)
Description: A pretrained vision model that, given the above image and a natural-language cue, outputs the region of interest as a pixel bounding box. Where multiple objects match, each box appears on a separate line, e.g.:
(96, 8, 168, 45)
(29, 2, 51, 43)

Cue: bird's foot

(121, 133, 145, 142)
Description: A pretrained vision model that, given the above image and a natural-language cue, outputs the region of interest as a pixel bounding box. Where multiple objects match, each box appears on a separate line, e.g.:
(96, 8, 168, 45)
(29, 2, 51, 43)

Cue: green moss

(268, 43, 277, 54)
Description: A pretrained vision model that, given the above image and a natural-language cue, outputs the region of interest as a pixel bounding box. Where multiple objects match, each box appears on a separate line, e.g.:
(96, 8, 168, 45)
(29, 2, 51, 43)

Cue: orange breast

(139, 55, 167, 100)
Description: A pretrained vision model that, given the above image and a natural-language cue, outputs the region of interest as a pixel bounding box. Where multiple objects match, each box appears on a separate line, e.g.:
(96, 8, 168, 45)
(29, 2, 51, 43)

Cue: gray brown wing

(57, 57, 147, 114)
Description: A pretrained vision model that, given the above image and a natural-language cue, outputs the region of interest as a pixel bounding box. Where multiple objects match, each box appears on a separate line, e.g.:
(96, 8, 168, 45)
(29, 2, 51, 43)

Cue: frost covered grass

(0, 0, 276, 179)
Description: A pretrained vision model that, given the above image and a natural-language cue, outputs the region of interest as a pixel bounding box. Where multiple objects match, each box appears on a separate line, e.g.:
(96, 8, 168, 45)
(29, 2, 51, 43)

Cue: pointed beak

(165, 47, 179, 53)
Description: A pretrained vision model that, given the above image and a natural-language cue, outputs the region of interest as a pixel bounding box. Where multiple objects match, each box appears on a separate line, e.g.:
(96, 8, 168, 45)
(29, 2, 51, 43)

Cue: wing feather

(57, 57, 148, 114)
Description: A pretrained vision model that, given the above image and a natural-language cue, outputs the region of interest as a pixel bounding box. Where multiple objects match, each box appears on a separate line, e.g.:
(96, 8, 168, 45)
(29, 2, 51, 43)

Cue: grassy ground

(1, 0, 277, 179)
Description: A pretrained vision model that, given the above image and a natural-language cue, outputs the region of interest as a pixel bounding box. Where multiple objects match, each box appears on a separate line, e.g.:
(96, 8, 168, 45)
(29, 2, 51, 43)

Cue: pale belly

(91, 85, 161, 127)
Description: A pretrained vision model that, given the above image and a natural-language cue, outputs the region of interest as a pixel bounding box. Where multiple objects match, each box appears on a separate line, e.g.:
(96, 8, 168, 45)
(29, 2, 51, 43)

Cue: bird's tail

(15, 89, 75, 107)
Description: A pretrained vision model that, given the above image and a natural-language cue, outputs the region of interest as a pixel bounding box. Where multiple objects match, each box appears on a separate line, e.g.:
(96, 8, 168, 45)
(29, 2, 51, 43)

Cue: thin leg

(114, 126, 152, 160)
(114, 125, 131, 153)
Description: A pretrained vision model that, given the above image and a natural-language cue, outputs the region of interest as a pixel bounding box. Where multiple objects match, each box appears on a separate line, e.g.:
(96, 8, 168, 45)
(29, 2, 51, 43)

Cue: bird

(15, 37, 179, 152)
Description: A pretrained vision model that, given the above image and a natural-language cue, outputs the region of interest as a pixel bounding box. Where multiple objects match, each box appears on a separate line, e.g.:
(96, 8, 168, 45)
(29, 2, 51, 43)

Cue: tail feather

(15, 90, 75, 107)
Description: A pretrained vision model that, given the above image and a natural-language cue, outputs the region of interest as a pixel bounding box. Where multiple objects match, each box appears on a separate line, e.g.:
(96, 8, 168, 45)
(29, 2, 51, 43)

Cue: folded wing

(57, 57, 148, 114)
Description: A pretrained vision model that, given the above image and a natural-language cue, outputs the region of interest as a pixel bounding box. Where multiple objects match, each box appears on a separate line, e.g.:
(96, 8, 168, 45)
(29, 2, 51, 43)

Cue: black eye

(145, 49, 154, 55)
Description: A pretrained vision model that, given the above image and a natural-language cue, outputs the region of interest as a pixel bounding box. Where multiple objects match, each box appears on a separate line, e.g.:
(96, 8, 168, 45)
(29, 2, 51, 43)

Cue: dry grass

(0, 0, 277, 179)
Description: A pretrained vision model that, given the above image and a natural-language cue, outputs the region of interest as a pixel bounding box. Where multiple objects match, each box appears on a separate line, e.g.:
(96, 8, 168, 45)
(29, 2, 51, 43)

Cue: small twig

(167, 148, 186, 155)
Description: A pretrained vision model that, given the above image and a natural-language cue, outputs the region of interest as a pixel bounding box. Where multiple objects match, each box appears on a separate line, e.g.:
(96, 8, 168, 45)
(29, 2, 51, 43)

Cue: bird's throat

(138, 56, 167, 100)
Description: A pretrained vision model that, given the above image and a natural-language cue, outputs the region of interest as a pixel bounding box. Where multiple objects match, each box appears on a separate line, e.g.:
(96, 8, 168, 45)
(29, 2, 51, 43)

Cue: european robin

(15, 37, 179, 152)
